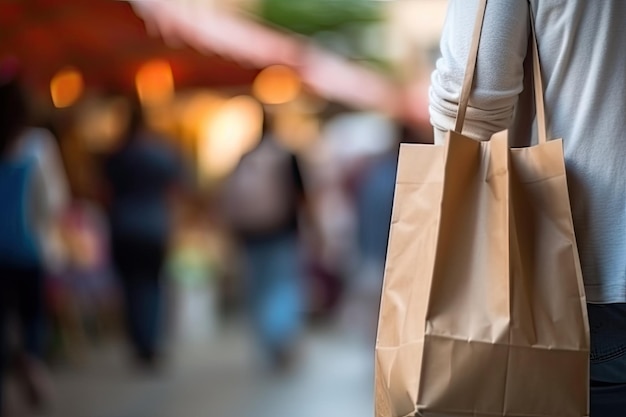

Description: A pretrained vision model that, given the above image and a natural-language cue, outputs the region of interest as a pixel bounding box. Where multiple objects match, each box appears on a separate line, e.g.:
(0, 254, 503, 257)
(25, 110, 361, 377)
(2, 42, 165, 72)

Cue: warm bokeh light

(50, 67, 84, 108)
(252, 65, 301, 105)
(275, 111, 320, 152)
(198, 95, 263, 180)
(76, 97, 130, 152)
(216, 95, 264, 155)
(135, 59, 175, 106)
(180, 91, 224, 142)
(144, 104, 179, 138)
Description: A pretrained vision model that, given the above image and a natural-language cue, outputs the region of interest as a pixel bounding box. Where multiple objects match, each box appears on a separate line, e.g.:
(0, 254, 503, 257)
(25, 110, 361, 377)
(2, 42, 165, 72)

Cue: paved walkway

(8, 318, 374, 417)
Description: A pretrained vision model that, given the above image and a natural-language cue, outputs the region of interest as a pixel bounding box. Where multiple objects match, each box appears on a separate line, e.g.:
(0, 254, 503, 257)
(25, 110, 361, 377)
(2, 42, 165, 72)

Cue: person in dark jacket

(104, 101, 186, 366)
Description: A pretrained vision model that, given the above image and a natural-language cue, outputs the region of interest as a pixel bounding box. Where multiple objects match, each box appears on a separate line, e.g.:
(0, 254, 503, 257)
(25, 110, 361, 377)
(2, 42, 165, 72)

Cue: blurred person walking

(104, 101, 187, 367)
(429, 1, 626, 414)
(350, 125, 419, 341)
(0, 59, 70, 412)
(220, 111, 308, 371)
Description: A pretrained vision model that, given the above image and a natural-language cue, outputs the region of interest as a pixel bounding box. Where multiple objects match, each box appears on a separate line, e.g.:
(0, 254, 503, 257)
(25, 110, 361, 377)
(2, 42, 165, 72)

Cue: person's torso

(530, 1, 626, 301)
(107, 136, 179, 241)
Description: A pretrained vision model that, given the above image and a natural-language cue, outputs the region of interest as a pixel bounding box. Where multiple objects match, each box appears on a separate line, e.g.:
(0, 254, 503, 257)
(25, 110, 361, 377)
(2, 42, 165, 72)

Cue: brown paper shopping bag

(374, 1, 589, 416)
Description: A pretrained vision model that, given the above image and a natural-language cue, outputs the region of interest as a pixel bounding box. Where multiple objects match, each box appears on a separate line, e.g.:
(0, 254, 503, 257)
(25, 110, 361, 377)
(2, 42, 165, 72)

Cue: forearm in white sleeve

(429, 0, 530, 144)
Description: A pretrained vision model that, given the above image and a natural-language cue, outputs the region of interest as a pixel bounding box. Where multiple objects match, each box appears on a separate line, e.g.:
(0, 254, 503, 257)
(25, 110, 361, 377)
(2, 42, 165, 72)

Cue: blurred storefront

(0, 0, 450, 331)
(0, 0, 449, 169)
(0, 2, 449, 414)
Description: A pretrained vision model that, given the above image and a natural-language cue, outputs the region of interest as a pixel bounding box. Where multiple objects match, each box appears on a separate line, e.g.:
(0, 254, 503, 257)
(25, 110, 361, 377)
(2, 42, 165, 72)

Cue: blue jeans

(588, 303, 626, 416)
(243, 234, 302, 362)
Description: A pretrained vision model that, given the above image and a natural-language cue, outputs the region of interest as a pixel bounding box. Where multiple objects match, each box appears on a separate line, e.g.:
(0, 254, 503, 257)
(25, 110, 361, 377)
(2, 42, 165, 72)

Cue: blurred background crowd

(0, 0, 447, 416)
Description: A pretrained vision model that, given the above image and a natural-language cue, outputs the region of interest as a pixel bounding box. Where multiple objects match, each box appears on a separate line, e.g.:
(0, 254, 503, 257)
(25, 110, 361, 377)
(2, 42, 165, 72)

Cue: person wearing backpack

(0, 59, 69, 412)
(220, 111, 308, 371)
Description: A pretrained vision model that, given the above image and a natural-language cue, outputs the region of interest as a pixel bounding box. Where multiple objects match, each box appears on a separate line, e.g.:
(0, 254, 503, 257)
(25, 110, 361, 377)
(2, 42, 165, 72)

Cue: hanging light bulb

(252, 65, 301, 105)
(135, 59, 175, 106)
(50, 67, 84, 108)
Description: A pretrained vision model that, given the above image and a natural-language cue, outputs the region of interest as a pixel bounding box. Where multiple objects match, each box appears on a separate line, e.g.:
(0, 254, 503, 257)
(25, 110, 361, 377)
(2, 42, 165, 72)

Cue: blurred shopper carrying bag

(374, 1, 589, 416)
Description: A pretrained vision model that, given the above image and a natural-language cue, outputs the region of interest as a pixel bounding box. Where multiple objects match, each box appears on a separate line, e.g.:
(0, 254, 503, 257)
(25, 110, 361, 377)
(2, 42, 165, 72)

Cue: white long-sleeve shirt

(429, 0, 626, 303)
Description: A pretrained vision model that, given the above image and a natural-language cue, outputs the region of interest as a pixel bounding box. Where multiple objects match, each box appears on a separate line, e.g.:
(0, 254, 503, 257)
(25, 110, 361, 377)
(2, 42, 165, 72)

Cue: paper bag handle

(454, 0, 548, 145)
(529, 11, 547, 144)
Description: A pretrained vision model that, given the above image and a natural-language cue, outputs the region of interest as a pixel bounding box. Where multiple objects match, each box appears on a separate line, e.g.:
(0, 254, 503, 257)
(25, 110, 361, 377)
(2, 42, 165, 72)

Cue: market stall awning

(130, 0, 401, 115)
(0, 0, 260, 93)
